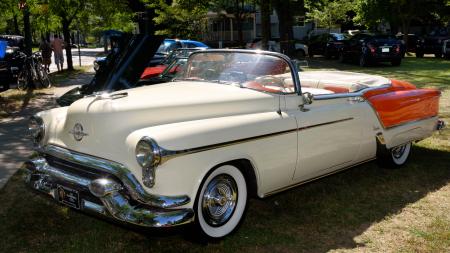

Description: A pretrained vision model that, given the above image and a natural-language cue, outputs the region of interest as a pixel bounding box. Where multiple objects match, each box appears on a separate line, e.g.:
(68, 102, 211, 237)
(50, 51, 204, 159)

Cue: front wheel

(295, 49, 306, 59)
(377, 142, 412, 168)
(195, 165, 247, 239)
(17, 70, 30, 90)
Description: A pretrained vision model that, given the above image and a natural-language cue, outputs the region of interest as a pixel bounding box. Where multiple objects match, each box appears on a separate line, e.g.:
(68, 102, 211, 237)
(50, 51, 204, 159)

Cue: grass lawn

(0, 56, 449, 252)
(0, 67, 90, 120)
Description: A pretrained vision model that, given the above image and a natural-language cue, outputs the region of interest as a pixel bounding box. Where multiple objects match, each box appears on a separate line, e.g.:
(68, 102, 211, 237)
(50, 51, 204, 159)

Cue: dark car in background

(416, 30, 449, 58)
(339, 33, 402, 67)
(0, 35, 24, 90)
(396, 33, 418, 55)
(307, 33, 349, 58)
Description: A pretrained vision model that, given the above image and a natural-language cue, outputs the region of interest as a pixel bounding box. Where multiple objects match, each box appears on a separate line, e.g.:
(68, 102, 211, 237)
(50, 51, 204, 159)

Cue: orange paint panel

(365, 88, 440, 128)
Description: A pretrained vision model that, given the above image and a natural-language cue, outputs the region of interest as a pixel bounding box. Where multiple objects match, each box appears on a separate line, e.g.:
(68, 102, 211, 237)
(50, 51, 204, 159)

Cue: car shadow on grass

(0, 145, 449, 252)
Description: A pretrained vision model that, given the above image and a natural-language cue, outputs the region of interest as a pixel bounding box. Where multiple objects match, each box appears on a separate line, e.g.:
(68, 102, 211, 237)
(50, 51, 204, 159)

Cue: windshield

(161, 58, 188, 79)
(332, 33, 347, 41)
(156, 41, 180, 55)
(180, 52, 295, 94)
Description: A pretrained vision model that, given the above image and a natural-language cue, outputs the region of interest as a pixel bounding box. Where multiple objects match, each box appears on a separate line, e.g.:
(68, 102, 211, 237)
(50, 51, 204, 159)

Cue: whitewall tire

(390, 142, 411, 166)
(377, 142, 412, 168)
(195, 165, 247, 238)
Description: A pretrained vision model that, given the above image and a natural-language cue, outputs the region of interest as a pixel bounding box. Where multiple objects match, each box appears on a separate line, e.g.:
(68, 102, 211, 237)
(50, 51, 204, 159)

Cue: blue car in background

(149, 39, 209, 66)
(94, 38, 209, 71)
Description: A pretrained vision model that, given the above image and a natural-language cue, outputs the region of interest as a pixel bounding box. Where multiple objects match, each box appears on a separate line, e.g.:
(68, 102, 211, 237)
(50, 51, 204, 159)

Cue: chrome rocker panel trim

(24, 156, 194, 228)
(39, 145, 189, 208)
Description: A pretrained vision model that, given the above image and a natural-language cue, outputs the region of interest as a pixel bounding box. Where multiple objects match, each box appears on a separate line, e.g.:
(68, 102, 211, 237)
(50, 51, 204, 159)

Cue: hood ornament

(69, 123, 88, 141)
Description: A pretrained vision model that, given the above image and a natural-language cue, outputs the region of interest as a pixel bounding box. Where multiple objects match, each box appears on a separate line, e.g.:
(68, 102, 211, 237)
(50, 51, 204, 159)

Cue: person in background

(39, 37, 52, 72)
(51, 34, 64, 72)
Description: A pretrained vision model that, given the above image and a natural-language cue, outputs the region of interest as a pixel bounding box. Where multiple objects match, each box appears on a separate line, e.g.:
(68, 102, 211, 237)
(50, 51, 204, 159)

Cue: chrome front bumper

(24, 145, 194, 228)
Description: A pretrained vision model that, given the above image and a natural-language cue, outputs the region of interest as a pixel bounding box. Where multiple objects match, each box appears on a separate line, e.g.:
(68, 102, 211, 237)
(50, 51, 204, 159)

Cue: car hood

(46, 81, 278, 159)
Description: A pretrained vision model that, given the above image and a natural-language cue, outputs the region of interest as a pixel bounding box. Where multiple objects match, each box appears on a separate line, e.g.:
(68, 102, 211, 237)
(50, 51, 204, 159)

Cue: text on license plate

(382, 47, 390, 53)
(57, 185, 80, 209)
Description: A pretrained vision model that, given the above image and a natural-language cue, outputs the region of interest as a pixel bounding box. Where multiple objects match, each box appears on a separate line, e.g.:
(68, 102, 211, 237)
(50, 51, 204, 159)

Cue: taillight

(368, 45, 376, 54)
(395, 45, 401, 54)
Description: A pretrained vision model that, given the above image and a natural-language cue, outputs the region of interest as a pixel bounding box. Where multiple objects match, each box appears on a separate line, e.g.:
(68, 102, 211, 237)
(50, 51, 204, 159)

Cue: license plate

(382, 47, 390, 53)
(57, 185, 80, 209)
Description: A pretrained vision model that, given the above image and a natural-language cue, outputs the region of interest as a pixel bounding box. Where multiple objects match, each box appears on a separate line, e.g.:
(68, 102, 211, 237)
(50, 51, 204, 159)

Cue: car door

(283, 93, 366, 182)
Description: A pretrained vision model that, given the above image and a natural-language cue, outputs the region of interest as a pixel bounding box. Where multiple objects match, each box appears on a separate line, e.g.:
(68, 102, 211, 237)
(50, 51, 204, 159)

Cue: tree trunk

(62, 19, 74, 70)
(13, 14, 20, 35)
(261, 0, 271, 50)
(23, 7, 32, 56)
(273, 0, 294, 57)
(234, 0, 244, 45)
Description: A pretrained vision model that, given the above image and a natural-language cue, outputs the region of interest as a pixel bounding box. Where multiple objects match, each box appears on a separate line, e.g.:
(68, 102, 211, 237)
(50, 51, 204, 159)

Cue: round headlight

(135, 137, 161, 168)
(28, 116, 45, 142)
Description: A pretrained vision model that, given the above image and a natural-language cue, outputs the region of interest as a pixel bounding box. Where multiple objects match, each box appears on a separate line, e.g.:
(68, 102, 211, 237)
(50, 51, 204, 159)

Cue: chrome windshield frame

(187, 49, 302, 95)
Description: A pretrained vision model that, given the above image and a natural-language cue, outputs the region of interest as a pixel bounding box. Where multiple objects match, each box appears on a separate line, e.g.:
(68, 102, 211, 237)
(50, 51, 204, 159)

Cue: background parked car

(246, 38, 308, 58)
(396, 33, 418, 56)
(140, 47, 204, 79)
(307, 33, 349, 58)
(443, 39, 450, 59)
(339, 33, 402, 67)
(0, 35, 24, 90)
(149, 39, 209, 66)
(416, 30, 449, 58)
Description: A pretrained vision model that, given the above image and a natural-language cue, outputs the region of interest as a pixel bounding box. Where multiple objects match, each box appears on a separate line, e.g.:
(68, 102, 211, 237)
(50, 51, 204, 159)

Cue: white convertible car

(26, 50, 444, 238)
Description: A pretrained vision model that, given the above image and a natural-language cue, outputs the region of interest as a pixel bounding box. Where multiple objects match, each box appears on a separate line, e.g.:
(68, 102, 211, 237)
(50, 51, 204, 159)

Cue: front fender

(126, 111, 298, 207)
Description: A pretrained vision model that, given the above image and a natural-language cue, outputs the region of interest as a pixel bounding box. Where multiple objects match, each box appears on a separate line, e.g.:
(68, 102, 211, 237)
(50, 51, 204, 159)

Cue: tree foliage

(305, 0, 355, 29)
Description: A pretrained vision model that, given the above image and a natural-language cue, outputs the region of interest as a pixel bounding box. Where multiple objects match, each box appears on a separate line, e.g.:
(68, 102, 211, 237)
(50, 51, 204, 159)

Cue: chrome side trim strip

(297, 117, 353, 131)
(40, 145, 190, 208)
(384, 115, 438, 129)
(160, 117, 354, 163)
(264, 158, 376, 197)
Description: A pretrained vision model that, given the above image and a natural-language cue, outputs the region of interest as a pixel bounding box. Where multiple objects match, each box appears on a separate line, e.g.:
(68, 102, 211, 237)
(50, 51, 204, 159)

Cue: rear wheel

(338, 52, 346, 63)
(36, 64, 51, 88)
(416, 51, 424, 58)
(194, 165, 247, 239)
(391, 59, 402, 66)
(434, 52, 442, 58)
(295, 49, 306, 59)
(359, 54, 369, 67)
(377, 142, 412, 168)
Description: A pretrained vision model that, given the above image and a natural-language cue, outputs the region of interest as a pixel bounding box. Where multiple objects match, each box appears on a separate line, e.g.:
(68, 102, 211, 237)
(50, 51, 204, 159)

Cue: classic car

(416, 29, 449, 58)
(307, 33, 349, 58)
(339, 33, 403, 66)
(0, 35, 24, 90)
(26, 49, 444, 239)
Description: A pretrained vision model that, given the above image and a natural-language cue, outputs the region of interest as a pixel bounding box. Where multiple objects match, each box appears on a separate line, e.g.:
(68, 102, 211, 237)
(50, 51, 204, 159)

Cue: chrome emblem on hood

(69, 123, 88, 141)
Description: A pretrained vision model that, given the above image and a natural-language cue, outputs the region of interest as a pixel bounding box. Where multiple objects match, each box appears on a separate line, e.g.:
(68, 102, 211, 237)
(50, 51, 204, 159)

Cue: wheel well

(223, 159, 258, 198)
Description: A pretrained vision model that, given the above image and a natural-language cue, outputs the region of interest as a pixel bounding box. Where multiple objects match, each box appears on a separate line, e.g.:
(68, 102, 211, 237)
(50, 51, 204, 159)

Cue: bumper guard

(24, 146, 194, 228)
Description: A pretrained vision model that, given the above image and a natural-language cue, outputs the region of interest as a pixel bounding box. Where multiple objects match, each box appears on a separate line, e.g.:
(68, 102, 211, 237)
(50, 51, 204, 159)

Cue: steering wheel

(243, 75, 285, 93)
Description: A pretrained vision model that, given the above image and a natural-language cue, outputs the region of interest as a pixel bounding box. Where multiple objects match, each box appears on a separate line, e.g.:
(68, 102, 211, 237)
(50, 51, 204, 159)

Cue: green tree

(49, 0, 86, 70)
(305, 0, 355, 31)
(152, 0, 209, 39)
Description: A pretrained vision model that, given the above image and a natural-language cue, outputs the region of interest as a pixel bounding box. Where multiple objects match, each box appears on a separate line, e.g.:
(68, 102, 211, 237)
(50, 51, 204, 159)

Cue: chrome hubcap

(392, 144, 406, 159)
(202, 174, 238, 226)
